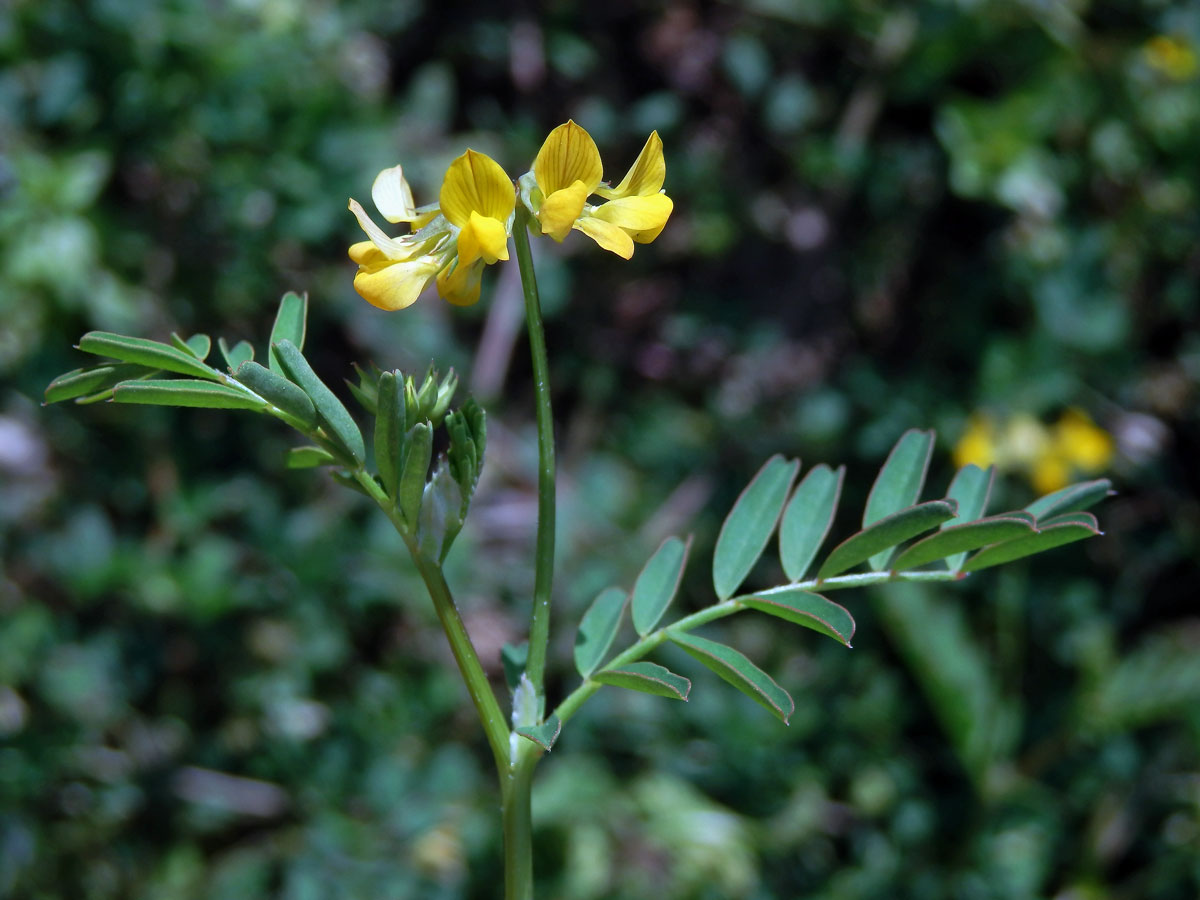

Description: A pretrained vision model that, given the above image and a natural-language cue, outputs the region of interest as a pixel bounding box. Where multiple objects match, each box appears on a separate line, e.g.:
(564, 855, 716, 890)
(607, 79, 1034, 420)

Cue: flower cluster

(953, 409, 1114, 494)
(347, 121, 672, 310)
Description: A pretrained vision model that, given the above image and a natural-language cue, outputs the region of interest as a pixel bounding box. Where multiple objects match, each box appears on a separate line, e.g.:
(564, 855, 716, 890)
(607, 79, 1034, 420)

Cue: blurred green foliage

(3, 0, 1198, 897)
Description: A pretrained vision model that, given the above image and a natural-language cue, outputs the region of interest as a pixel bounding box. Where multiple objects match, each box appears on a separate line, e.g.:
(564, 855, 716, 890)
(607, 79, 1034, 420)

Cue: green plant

(44, 123, 1110, 899)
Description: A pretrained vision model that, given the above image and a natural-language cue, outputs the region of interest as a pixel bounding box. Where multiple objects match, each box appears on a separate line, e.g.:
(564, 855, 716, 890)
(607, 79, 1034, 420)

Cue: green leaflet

(374, 371, 405, 500)
(233, 361, 317, 428)
(268, 291, 308, 376)
(574, 587, 627, 678)
(171, 332, 212, 360)
(78, 332, 221, 380)
(516, 714, 561, 752)
(942, 464, 994, 569)
(632, 535, 691, 636)
(891, 516, 1037, 571)
(286, 446, 336, 469)
(743, 588, 855, 647)
(713, 455, 799, 601)
(219, 337, 255, 371)
(779, 463, 844, 582)
(272, 339, 365, 465)
(593, 662, 691, 700)
(112, 379, 265, 411)
(1025, 479, 1114, 521)
(962, 512, 1102, 571)
(397, 423, 432, 528)
(863, 429, 934, 569)
(668, 630, 793, 723)
(44, 363, 154, 404)
(817, 500, 958, 578)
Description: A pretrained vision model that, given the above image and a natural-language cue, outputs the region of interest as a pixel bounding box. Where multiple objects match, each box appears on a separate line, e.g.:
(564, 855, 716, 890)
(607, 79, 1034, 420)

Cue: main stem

(500, 206, 559, 900)
(513, 206, 557, 702)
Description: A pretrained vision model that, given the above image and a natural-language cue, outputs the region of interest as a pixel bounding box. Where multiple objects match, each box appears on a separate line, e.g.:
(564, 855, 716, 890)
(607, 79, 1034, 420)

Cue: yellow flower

(1052, 409, 1114, 472)
(1144, 35, 1198, 81)
(348, 151, 514, 310)
(953, 409, 1113, 495)
(525, 120, 673, 259)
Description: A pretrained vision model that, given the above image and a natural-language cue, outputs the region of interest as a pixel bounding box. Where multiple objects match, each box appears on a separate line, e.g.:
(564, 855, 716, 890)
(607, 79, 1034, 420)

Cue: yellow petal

(533, 120, 603, 196)
(538, 180, 590, 241)
(574, 216, 635, 259)
(439, 149, 515, 228)
(595, 131, 665, 199)
(348, 198, 422, 259)
(353, 256, 441, 311)
(1032, 454, 1069, 495)
(372, 165, 418, 223)
(591, 193, 673, 235)
(457, 210, 510, 267)
(436, 258, 485, 306)
(953, 416, 996, 469)
(1053, 409, 1113, 471)
(349, 240, 385, 265)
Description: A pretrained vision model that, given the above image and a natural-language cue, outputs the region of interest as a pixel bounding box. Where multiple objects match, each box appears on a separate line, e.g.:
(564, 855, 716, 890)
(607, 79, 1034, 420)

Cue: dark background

(3, 1, 1198, 897)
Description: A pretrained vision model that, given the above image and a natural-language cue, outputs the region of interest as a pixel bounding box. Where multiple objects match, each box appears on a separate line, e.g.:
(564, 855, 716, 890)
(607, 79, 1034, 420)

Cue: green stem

(513, 206, 556, 702)
(354, 470, 510, 777)
(501, 741, 541, 900)
(551, 568, 965, 725)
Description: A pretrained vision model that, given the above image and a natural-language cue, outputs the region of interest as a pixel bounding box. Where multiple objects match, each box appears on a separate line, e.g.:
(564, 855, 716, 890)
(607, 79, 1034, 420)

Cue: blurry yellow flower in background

(954, 409, 1114, 494)
(348, 151, 514, 310)
(523, 120, 673, 259)
(1144, 35, 1198, 81)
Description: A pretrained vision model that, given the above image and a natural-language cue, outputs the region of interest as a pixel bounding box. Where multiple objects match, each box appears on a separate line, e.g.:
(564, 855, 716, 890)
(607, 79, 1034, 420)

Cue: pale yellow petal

(372, 165, 418, 223)
(457, 211, 510, 267)
(353, 257, 440, 310)
(595, 131, 665, 199)
(591, 193, 673, 234)
(574, 216, 635, 259)
(538, 180, 590, 241)
(436, 257, 485, 306)
(533, 121, 603, 196)
(439, 149, 515, 227)
(348, 198, 421, 259)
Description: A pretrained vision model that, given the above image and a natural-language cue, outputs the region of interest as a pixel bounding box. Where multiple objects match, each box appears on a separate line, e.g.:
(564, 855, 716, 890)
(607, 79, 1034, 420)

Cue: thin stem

(552, 568, 966, 725)
(353, 470, 510, 777)
(512, 206, 556, 702)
